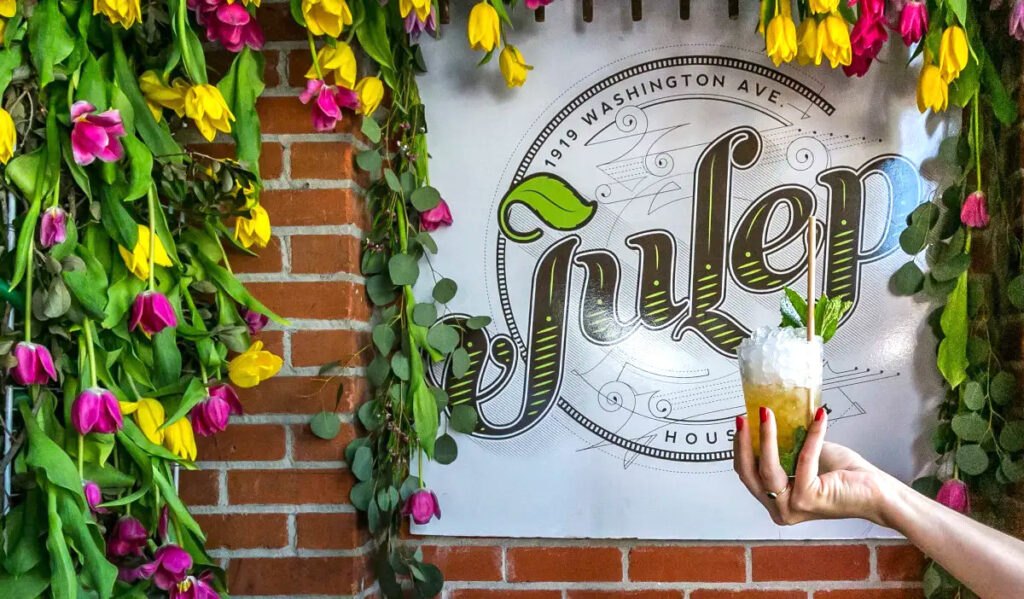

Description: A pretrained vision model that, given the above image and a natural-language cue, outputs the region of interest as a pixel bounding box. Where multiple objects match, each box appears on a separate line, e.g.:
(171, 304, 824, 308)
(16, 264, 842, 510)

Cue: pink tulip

(961, 191, 990, 228)
(10, 342, 57, 386)
(70, 101, 126, 166)
(843, 51, 874, 77)
(107, 516, 149, 557)
(525, 0, 553, 8)
(1011, 1, 1024, 41)
(190, 383, 243, 436)
(299, 79, 359, 132)
(936, 478, 970, 514)
(83, 480, 107, 513)
(899, 1, 928, 46)
(39, 207, 68, 248)
(243, 308, 269, 335)
(71, 387, 123, 435)
(851, 14, 888, 60)
(858, 0, 885, 18)
(404, 5, 437, 37)
(149, 544, 193, 590)
(171, 571, 220, 599)
(402, 488, 441, 525)
(130, 291, 178, 335)
(420, 198, 453, 232)
(189, 0, 264, 52)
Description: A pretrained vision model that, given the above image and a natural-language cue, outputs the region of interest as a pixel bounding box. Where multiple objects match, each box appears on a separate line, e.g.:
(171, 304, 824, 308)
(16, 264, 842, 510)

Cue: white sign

(416, 1, 953, 539)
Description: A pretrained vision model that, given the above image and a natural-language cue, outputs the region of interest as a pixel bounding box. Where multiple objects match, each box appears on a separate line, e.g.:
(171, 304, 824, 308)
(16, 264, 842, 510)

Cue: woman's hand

(733, 407, 896, 527)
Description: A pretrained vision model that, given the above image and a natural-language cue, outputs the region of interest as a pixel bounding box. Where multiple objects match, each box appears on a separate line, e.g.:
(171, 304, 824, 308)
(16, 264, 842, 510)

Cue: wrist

(871, 471, 916, 532)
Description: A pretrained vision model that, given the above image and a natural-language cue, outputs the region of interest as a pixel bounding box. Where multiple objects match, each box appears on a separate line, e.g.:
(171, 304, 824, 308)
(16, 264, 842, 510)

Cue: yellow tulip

(139, 71, 188, 122)
(808, 0, 838, 14)
(817, 13, 852, 68)
(93, 0, 141, 29)
(163, 418, 197, 461)
(467, 2, 500, 52)
(184, 84, 235, 142)
(938, 26, 968, 83)
(234, 204, 272, 249)
(242, 0, 260, 5)
(916, 64, 948, 113)
(765, 12, 797, 66)
(499, 45, 531, 88)
(228, 341, 283, 388)
(399, 0, 431, 22)
(120, 398, 166, 445)
(118, 224, 173, 281)
(796, 19, 820, 66)
(0, 108, 14, 165)
(305, 43, 358, 89)
(355, 77, 384, 116)
(0, 19, 6, 44)
(0, 0, 14, 18)
(302, 0, 353, 38)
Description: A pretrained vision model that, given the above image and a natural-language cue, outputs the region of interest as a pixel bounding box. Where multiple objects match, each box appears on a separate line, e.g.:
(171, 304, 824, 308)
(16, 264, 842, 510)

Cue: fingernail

(736, 415, 745, 431)
(759, 406, 769, 423)
(815, 407, 826, 422)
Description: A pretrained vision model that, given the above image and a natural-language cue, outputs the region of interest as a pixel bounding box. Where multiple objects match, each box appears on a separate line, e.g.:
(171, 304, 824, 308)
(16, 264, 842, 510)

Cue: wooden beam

(535, 6, 545, 22)
(439, 0, 450, 24)
(680, 0, 690, 20)
(631, 0, 642, 21)
(728, 0, 739, 19)
(582, 0, 593, 22)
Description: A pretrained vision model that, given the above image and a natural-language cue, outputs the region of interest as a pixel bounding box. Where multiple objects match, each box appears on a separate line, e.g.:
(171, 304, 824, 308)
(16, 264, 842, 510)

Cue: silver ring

(766, 486, 790, 500)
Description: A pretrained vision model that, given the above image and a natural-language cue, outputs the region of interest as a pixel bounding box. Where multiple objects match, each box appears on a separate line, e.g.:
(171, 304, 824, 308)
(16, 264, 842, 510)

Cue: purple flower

(420, 198, 453, 232)
(150, 544, 193, 590)
(401, 488, 441, 525)
(71, 387, 123, 435)
(299, 79, 359, 132)
(70, 101, 126, 166)
(107, 516, 149, 557)
(159, 505, 170, 542)
(243, 308, 269, 335)
(961, 191, 990, 228)
(404, 5, 436, 37)
(10, 342, 57, 386)
(83, 480, 107, 513)
(1011, 1, 1024, 41)
(525, 0, 553, 8)
(190, 383, 243, 436)
(130, 291, 178, 335)
(171, 571, 220, 599)
(899, 1, 928, 46)
(189, 0, 265, 52)
(40, 207, 68, 248)
(843, 50, 873, 77)
(850, 14, 888, 60)
(936, 478, 970, 514)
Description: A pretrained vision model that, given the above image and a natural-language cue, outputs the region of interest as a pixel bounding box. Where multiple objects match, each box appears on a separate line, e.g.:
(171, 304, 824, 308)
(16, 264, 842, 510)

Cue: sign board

(415, 1, 954, 539)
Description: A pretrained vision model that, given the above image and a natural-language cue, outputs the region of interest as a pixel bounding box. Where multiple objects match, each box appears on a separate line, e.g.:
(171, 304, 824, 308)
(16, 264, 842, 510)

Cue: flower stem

(147, 186, 158, 291)
(417, 444, 424, 488)
(24, 235, 33, 343)
(973, 93, 982, 191)
(77, 434, 84, 478)
(83, 319, 98, 388)
(307, 31, 326, 81)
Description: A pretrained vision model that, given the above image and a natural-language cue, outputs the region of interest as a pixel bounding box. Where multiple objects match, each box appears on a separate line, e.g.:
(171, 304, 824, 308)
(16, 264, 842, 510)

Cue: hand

(733, 407, 895, 526)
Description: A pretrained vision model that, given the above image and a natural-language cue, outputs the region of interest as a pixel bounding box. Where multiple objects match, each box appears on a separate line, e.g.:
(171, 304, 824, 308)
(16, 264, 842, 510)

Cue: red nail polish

(759, 406, 769, 423)
(815, 407, 826, 422)
(736, 416, 745, 432)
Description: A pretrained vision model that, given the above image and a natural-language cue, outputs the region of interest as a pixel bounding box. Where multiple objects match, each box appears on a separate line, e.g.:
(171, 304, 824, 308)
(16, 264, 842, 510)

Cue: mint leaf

(778, 288, 853, 343)
(778, 426, 808, 476)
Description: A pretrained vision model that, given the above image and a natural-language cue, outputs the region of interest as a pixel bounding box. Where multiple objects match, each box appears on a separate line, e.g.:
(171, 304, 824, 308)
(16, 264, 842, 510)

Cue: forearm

(876, 473, 1024, 599)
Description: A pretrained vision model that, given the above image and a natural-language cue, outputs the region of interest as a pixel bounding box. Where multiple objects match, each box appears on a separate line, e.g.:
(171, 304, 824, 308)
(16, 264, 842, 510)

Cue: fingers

(757, 407, 790, 496)
(733, 415, 763, 496)
(795, 407, 827, 487)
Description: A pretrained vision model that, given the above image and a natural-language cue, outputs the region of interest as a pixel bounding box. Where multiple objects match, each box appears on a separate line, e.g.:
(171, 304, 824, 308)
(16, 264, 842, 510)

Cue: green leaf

(217, 48, 265, 172)
(990, 371, 1017, 405)
(366, 273, 397, 306)
(0, 44, 24, 98)
(937, 273, 969, 389)
(19, 404, 85, 502)
(427, 324, 459, 355)
(999, 421, 1024, 453)
(388, 254, 420, 286)
(898, 225, 927, 254)
(966, 336, 988, 367)
(373, 324, 396, 354)
(778, 425, 808, 476)
(345, 437, 369, 464)
(161, 378, 207, 428)
(951, 412, 988, 442)
(450, 404, 478, 434)
(932, 253, 970, 282)
(350, 480, 372, 511)
(499, 173, 597, 243)
(361, 117, 382, 144)
(196, 253, 287, 324)
(411, 379, 439, 458)
(433, 278, 457, 303)
(121, 137, 154, 202)
(311, 411, 341, 440)
(948, 0, 966, 25)
(352, 446, 373, 481)
(416, 231, 438, 254)
(411, 186, 441, 212)
(0, 568, 49, 599)
(982, 51, 1017, 126)
(434, 434, 458, 465)
(891, 261, 924, 296)
(963, 381, 985, 411)
(169, 0, 207, 83)
(112, 36, 181, 158)
(923, 562, 943, 598)
(412, 303, 437, 327)
(451, 347, 470, 378)
(27, 0, 74, 88)
(62, 244, 109, 318)
(431, 387, 449, 412)
(391, 352, 410, 380)
(466, 316, 492, 330)
(356, 150, 382, 174)
(1007, 275, 1024, 310)
(152, 327, 182, 389)
(911, 475, 942, 499)
(358, 400, 383, 431)
(367, 355, 390, 386)
(45, 488, 75, 599)
(100, 186, 140, 251)
(955, 443, 989, 476)
(779, 287, 806, 327)
(354, 0, 394, 69)
(384, 169, 401, 192)
(1001, 456, 1024, 483)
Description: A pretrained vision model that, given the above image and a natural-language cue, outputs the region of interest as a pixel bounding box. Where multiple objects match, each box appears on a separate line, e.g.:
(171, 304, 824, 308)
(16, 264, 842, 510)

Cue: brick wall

(180, 5, 928, 597)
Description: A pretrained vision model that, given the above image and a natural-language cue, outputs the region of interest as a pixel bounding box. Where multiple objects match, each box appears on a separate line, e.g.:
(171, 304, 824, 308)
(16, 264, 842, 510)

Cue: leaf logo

(498, 173, 597, 243)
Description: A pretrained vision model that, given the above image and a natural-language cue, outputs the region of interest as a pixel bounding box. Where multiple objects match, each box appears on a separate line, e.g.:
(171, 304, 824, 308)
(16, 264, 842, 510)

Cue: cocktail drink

(737, 326, 822, 460)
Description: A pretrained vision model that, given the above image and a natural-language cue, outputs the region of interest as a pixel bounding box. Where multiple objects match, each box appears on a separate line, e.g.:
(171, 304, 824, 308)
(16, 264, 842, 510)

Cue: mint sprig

(779, 287, 853, 343)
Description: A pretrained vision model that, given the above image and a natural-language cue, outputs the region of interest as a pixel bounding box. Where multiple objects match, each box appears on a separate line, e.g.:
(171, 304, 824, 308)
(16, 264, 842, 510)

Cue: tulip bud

(420, 198, 453, 232)
(39, 207, 69, 248)
(190, 384, 243, 436)
(83, 480, 107, 513)
(72, 387, 124, 435)
(402, 488, 441, 525)
(243, 309, 269, 335)
(107, 516, 149, 557)
(10, 342, 57, 386)
(936, 478, 970, 514)
(1012, 1, 1024, 41)
(150, 544, 193, 590)
(499, 45, 531, 88)
(961, 191, 990, 228)
(130, 291, 179, 335)
(899, 1, 928, 46)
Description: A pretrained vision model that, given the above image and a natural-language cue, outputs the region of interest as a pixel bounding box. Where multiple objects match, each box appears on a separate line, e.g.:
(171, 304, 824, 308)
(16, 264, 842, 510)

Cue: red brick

(178, 469, 218, 505)
(290, 142, 360, 181)
(254, 330, 284, 358)
(189, 141, 284, 179)
(507, 546, 622, 582)
(228, 469, 354, 504)
(877, 544, 926, 582)
(243, 281, 371, 320)
(195, 424, 286, 461)
(420, 545, 502, 582)
(452, 592, 562, 599)
(260, 188, 368, 228)
(206, 49, 280, 88)
(630, 545, 745, 582)
(752, 544, 869, 581)
(257, 96, 361, 135)
(227, 557, 369, 595)
(291, 422, 357, 461)
(260, 3, 308, 41)
(288, 50, 313, 88)
(569, 591, 683, 599)
(194, 513, 288, 549)
(813, 591, 924, 599)
(295, 512, 367, 550)
(291, 329, 371, 368)
(238, 375, 367, 414)
(291, 234, 361, 274)
(230, 236, 283, 274)
(691, 593, 806, 599)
